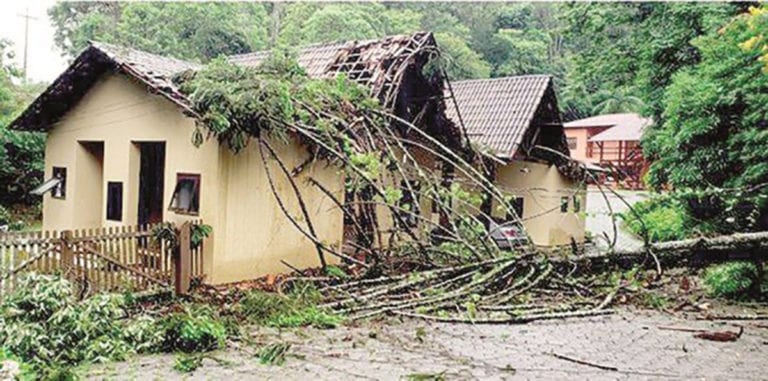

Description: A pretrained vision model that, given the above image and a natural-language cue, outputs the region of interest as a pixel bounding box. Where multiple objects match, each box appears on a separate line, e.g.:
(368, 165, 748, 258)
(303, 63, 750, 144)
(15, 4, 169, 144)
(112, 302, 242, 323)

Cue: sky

(0, 0, 67, 83)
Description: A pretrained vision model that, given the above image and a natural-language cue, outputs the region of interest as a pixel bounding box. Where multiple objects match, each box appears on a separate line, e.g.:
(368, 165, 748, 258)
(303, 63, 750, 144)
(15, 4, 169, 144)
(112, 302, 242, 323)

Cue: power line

(17, 7, 38, 82)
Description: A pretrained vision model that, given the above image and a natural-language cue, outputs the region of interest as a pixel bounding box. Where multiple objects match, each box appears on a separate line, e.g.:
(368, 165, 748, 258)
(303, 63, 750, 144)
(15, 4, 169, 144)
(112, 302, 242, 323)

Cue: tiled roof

(9, 42, 202, 131)
(91, 41, 200, 78)
(89, 41, 200, 112)
(229, 41, 350, 78)
(11, 33, 437, 131)
(230, 32, 436, 101)
(564, 113, 651, 142)
(445, 75, 552, 158)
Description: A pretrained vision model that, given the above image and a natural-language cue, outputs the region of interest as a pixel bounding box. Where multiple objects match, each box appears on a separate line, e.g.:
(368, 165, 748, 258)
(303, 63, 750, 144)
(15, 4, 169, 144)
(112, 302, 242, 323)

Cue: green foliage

(48, 2, 269, 61)
(0, 274, 234, 378)
(560, 2, 737, 119)
(158, 304, 227, 352)
(174, 353, 203, 373)
(151, 223, 213, 250)
(0, 204, 9, 225)
(703, 261, 762, 298)
(644, 6, 768, 233)
(44, 2, 745, 128)
(191, 223, 213, 249)
(173, 54, 384, 184)
(640, 292, 669, 310)
(325, 265, 350, 280)
(0, 40, 45, 207)
(0, 274, 162, 375)
(236, 283, 342, 329)
(0, 348, 36, 380)
(265, 306, 342, 329)
(433, 32, 491, 80)
(622, 197, 691, 242)
(257, 342, 291, 366)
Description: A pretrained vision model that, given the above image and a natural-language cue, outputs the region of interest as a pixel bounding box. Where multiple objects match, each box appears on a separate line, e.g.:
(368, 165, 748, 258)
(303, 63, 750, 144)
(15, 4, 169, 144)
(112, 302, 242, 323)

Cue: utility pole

(17, 7, 38, 82)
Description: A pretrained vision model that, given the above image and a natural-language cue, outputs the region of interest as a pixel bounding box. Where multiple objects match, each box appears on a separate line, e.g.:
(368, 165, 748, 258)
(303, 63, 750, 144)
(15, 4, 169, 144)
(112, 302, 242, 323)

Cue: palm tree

(592, 88, 644, 114)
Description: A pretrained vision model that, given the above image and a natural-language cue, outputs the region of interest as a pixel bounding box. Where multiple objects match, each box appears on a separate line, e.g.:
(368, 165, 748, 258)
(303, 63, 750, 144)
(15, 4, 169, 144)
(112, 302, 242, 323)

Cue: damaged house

(10, 33, 468, 284)
(10, 32, 583, 285)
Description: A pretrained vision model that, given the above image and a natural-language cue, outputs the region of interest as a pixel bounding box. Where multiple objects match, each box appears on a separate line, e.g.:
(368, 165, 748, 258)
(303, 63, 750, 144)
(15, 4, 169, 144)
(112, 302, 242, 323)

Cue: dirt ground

(88, 307, 768, 380)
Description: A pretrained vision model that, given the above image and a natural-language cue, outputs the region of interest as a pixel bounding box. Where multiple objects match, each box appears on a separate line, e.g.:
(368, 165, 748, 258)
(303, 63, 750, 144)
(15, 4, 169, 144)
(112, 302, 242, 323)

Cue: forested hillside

(46, 2, 746, 120)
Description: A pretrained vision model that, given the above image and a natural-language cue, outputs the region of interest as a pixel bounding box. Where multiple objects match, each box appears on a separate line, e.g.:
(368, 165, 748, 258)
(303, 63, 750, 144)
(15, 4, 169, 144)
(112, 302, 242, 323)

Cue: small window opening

(52, 167, 67, 199)
(506, 197, 525, 220)
(560, 196, 569, 213)
(169, 173, 200, 215)
(567, 137, 577, 150)
(106, 182, 123, 221)
(573, 195, 581, 213)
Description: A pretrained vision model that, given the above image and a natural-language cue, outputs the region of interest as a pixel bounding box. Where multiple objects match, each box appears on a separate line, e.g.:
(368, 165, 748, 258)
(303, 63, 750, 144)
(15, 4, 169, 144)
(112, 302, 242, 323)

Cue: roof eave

(9, 43, 197, 132)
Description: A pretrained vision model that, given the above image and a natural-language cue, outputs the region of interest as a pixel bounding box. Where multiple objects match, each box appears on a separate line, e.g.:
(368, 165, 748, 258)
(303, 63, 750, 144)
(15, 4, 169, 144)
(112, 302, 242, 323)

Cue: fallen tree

(614, 231, 768, 257)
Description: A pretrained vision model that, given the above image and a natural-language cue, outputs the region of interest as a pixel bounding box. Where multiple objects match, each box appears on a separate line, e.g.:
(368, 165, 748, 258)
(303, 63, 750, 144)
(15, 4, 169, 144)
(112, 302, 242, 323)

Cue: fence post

(175, 222, 192, 295)
(60, 230, 74, 278)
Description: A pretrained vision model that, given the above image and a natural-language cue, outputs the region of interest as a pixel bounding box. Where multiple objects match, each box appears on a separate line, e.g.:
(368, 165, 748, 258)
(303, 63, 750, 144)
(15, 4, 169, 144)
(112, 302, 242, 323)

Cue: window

(560, 196, 569, 213)
(506, 197, 524, 220)
(567, 137, 577, 150)
(52, 167, 66, 199)
(169, 174, 200, 215)
(573, 195, 581, 213)
(106, 182, 123, 221)
(398, 180, 421, 228)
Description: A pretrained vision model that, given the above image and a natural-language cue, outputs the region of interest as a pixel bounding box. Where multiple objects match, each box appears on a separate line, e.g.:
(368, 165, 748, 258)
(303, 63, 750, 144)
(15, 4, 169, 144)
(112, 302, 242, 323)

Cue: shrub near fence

(0, 222, 205, 298)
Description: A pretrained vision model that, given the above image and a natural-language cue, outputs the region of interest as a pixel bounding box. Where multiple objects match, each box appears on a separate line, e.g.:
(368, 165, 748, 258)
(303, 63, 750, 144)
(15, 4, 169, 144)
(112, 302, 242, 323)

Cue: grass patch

(237, 282, 342, 328)
(174, 353, 203, 373)
(703, 261, 763, 299)
(257, 342, 291, 366)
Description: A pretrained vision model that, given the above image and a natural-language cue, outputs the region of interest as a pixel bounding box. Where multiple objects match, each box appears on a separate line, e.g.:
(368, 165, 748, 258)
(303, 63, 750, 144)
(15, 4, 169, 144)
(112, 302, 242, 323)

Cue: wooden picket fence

(0, 221, 205, 299)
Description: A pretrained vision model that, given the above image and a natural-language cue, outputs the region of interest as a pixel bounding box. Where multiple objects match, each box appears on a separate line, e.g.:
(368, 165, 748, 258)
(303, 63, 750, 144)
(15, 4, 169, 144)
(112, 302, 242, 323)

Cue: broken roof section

(230, 32, 438, 107)
(445, 75, 567, 160)
(564, 113, 651, 142)
(11, 32, 442, 133)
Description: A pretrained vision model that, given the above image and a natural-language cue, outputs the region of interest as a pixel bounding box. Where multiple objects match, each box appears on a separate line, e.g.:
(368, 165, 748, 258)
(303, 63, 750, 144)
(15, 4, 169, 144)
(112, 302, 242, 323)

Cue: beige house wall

(493, 160, 586, 246)
(43, 73, 222, 229)
(41, 72, 344, 285)
(213, 137, 343, 284)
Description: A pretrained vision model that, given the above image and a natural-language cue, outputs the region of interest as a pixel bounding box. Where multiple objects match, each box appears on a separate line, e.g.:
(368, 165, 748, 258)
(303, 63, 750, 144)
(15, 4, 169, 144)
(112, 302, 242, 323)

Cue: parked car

(488, 220, 529, 250)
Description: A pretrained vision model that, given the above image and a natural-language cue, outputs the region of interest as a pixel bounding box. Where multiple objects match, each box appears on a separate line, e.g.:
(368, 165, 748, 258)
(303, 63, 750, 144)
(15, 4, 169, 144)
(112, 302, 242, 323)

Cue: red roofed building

(564, 113, 651, 189)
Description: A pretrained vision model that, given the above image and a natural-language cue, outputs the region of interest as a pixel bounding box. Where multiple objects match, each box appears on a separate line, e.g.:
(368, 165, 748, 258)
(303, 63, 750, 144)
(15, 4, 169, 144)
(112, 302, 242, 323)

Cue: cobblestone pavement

(90, 309, 768, 380)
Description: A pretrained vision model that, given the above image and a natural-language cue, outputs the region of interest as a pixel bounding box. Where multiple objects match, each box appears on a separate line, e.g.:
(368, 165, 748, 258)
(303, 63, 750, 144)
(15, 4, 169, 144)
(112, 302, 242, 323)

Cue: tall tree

(559, 2, 738, 120)
(48, 2, 270, 62)
(0, 40, 45, 206)
(644, 6, 768, 232)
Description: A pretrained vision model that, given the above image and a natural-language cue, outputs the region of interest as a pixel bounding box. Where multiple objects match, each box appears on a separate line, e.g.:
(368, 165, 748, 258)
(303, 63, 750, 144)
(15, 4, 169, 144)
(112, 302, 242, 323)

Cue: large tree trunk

(614, 231, 768, 257)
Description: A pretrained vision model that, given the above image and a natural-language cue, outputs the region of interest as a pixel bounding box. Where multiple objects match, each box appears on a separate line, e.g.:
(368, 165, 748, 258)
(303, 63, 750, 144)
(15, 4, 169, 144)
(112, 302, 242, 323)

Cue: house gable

(445, 75, 568, 161)
(9, 42, 199, 133)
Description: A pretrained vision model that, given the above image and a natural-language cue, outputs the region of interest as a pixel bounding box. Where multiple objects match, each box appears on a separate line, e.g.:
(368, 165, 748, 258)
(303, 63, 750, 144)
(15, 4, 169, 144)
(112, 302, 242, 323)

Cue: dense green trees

(559, 2, 738, 120)
(643, 6, 768, 233)
(48, 2, 270, 62)
(0, 41, 45, 206)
